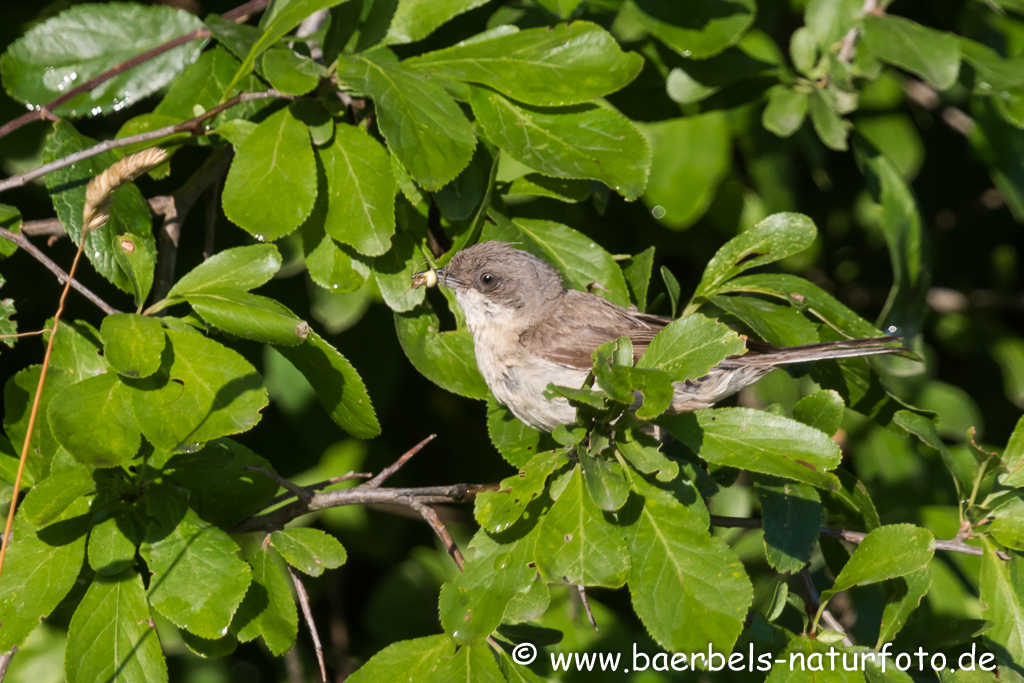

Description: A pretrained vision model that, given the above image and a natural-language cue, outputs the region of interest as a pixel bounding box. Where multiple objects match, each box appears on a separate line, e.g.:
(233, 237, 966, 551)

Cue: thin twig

(801, 568, 854, 646)
(407, 499, 465, 570)
(288, 566, 327, 683)
(709, 516, 1009, 560)
(267, 471, 373, 508)
(0, 329, 50, 340)
(20, 219, 65, 238)
(837, 0, 879, 63)
(0, 227, 119, 315)
(0, 91, 284, 195)
(0, 0, 271, 143)
(365, 434, 437, 488)
(246, 466, 314, 504)
(0, 646, 17, 682)
(577, 585, 598, 631)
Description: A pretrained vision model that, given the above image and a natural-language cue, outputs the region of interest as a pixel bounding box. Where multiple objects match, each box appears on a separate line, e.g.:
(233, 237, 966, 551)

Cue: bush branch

(287, 566, 327, 683)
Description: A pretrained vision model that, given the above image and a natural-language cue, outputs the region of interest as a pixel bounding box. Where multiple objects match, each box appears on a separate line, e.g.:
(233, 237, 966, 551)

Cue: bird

(412, 241, 903, 432)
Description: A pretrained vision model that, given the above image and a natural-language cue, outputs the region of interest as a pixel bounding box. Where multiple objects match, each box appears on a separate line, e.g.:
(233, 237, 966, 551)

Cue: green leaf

(636, 313, 746, 382)
(385, 0, 491, 44)
(535, 465, 629, 587)
(111, 232, 155, 310)
(822, 524, 934, 602)
(141, 508, 251, 639)
(44, 121, 155, 294)
(805, 0, 862, 48)
(407, 22, 643, 107)
(261, 47, 322, 96)
(659, 408, 843, 490)
(471, 88, 649, 200)
(969, 99, 1024, 223)
(753, 475, 823, 573)
(87, 514, 138, 576)
(435, 146, 492, 222)
(0, 204, 22, 259)
(793, 390, 845, 436)
(624, 471, 751, 654)
(374, 219, 427, 312)
(167, 244, 282, 298)
(614, 427, 679, 482)
(894, 410, 975, 498)
(580, 454, 630, 512)
(395, 303, 489, 400)
(979, 539, 1024, 672)
(275, 331, 380, 438)
(622, 246, 655, 312)
(486, 397, 558, 468)
(232, 546, 298, 655)
(187, 291, 308, 346)
(475, 450, 564, 533)
(163, 439, 279, 526)
(128, 329, 268, 452)
(642, 114, 730, 230)
(100, 313, 165, 379)
(48, 373, 142, 468)
(536, 0, 583, 18)
(808, 88, 849, 151)
(710, 295, 820, 347)
(714, 274, 886, 339)
(21, 466, 94, 528)
(271, 528, 347, 577)
(345, 635, 504, 683)
(1001, 415, 1024, 487)
(763, 86, 808, 138)
(222, 107, 317, 240)
(155, 45, 270, 124)
(335, 51, 476, 191)
(766, 637, 862, 682)
(319, 123, 396, 257)
(481, 214, 631, 306)
(661, 266, 681, 318)
(47, 320, 109, 381)
(0, 498, 89, 651)
(692, 212, 818, 300)
(3, 366, 77, 479)
(625, 0, 756, 59)
(877, 567, 931, 646)
(65, 571, 167, 683)
(224, 0, 351, 95)
(790, 27, 819, 76)
(506, 175, 591, 203)
(861, 15, 961, 91)
(0, 3, 202, 116)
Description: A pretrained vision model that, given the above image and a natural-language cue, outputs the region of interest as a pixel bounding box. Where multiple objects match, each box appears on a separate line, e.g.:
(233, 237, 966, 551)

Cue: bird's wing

(518, 291, 670, 369)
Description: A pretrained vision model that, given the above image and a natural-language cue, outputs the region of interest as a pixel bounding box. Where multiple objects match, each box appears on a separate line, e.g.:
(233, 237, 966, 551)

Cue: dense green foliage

(0, 0, 1024, 681)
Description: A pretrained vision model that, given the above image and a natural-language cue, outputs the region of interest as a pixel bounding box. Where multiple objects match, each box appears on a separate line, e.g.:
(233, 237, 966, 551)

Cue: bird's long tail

(730, 337, 906, 367)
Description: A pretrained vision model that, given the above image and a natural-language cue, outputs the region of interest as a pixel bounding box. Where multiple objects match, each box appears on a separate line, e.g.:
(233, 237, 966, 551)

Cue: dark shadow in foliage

(356, 0, 397, 52)
(636, 0, 751, 29)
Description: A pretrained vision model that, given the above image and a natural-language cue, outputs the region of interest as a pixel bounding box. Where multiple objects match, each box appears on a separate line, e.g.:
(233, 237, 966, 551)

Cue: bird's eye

(480, 273, 495, 286)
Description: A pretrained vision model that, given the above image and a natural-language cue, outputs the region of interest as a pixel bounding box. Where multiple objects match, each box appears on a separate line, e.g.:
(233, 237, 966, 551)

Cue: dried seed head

(82, 147, 169, 234)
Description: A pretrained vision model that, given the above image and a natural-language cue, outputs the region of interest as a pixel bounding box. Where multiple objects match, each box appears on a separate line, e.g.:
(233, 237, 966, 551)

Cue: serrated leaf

(395, 302, 489, 400)
(763, 86, 808, 138)
(222, 107, 317, 240)
(614, 427, 679, 482)
(753, 475, 823, 574)
(535, 465, 629, 587)
(88, 513, 138, 576)
(660, 408, 843, 490)
(275, 331, 380, 438)
(793, 390, 845, 436)
(163, 439, 279, 527)
(21, 466, 94, 527)
(345, 635, 504, 683)
(878, 567, 931, 646)
(141, 508, 251, 639)
(471, 88, 649, 200)
(642, 113, 730, 230)
(48, 372, 142, 468)
(693, 212, 818, 300)
(894, 410, 974, 498)
(624, 471, 751, 654)
(580, 454, 630, 512)
(636, 313, 746, 382)
(168, 244, 282, 298)
(100, 313, 165, 379)
(231, 546, 298, 655)
(335, 51, 476, 191)
(979, 539, 1024, 670)
(261, 47, 322, 96)
(0, 3, 202, 116)
(127, 329, 268, 452)
(481, 213, 631, 306)
(486, 398, 558, 468)
(625, 0, 756, 59)
(65, 571, 167, 683)
(861, 15, 960, 91)
(407, 22, 643, 107)
(823, 524, 934, 602)
(475, 450, 564, 533)
(507, 174, 591, 203)
(320, 123, 396, 256)
(710, 295, 819, 347)
(187, 291, 307, 346)
(271, 527, 347, 577)
(3, 366, 77, 479)
(47, 320, 109, 381)
(1002, 416, 1024, 487)
(0, 498, 89, 651)
(44, 121, 155, 294)
(385, 0, 492, 44)
(111, 232, 155, 310)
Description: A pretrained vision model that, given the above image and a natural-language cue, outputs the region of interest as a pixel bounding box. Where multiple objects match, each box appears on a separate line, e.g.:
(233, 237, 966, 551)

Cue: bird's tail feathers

(733, 337, 907, 367)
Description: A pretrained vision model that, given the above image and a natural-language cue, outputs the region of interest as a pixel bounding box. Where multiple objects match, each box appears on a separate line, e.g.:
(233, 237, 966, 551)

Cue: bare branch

(801, 568, 854, 646)
(0, 646, 17, 683)
(366, 434, 437, 488)
(247, 465, 314, 505)
(288, 567, 327, 683)
(577, 585, 599, 631)
(408, 499, 465, 570)
(21, 218, 66, 238)
(0, 227, 120, 315)
(837, 0, 879, 64)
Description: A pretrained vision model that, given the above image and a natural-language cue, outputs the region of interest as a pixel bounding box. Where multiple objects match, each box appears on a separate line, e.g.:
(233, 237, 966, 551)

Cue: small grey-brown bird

(413, 241, 902, 432)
